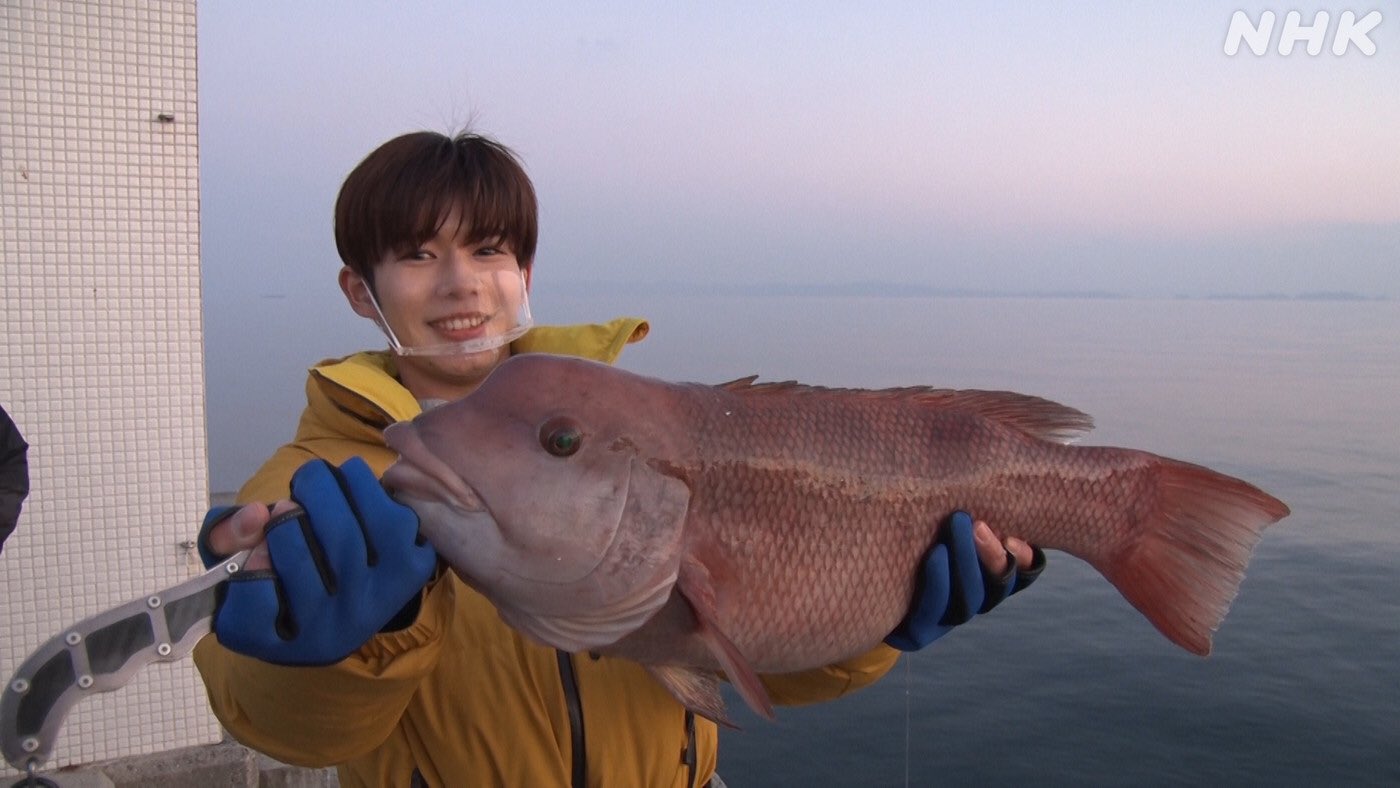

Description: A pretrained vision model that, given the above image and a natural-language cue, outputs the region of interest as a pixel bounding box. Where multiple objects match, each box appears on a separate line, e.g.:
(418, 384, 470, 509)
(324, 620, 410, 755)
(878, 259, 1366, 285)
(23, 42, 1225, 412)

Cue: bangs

(335, 132, 538, 280)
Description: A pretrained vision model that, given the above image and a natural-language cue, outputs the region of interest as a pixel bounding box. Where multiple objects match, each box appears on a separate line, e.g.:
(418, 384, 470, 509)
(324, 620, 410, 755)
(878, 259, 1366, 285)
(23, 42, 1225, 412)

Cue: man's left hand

(884, 510, 1045, 651)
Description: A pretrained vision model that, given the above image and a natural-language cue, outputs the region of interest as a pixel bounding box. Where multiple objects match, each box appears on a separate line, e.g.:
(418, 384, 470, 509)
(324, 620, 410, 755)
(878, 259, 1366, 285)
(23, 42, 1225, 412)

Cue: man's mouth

(430, 313, 491, 338)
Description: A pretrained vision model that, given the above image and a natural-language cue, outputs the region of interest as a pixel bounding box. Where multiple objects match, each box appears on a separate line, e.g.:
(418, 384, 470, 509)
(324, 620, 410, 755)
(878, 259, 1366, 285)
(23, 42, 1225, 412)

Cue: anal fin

(646, 664, 737, 728)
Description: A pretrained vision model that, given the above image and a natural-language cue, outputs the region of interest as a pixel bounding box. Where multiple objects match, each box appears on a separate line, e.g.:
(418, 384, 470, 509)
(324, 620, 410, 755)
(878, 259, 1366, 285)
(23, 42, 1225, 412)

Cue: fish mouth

(382, 421, 485, 514)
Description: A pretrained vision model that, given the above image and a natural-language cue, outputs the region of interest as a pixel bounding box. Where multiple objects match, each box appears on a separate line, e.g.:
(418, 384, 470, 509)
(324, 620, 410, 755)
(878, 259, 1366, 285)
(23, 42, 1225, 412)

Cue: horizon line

(542, 281, 1392, 302)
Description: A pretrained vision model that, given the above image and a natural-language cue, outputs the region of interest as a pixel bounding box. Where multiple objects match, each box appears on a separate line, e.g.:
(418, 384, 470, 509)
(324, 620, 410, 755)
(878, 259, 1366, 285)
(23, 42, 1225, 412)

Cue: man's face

(343, 211, 531, 402)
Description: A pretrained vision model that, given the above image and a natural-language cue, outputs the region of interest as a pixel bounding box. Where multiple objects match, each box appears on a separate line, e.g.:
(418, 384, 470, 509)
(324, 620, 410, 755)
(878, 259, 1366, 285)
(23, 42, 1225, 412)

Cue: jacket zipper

(556, 650, 587, 788)
(684, 710, 697, 788)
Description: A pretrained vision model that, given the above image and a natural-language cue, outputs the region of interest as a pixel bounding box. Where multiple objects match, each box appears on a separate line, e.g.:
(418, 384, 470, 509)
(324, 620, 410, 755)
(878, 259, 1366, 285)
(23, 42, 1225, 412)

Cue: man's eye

(476, 242, 512, 258)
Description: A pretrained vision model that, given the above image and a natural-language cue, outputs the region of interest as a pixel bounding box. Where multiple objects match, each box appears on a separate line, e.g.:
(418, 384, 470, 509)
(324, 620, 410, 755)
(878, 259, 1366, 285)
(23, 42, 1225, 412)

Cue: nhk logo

(1224, 10, 1383, 55)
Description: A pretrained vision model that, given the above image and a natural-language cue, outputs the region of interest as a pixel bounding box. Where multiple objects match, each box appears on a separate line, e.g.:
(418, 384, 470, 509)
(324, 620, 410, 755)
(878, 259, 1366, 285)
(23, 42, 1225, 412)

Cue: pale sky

(199, 1, 1399, 302)
(198, 1, 1400, 488)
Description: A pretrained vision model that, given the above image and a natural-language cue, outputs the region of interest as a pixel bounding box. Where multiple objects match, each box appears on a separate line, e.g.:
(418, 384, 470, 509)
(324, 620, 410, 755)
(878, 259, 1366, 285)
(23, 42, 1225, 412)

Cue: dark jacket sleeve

(0, 405, 29, 551)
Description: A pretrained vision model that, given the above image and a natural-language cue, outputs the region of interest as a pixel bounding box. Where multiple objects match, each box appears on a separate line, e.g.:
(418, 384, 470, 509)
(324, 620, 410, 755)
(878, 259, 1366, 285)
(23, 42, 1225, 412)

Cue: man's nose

(436, 248, 484, 294)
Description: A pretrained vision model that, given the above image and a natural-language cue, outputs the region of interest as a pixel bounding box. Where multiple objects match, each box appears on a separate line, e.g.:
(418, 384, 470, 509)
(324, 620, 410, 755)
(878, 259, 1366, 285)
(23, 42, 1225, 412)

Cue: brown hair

(333, 131, 538, 285)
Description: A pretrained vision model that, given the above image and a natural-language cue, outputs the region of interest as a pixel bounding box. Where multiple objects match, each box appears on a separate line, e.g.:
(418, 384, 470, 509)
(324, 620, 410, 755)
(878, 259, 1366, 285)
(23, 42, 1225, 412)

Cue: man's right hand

(197, 458, 438, 666)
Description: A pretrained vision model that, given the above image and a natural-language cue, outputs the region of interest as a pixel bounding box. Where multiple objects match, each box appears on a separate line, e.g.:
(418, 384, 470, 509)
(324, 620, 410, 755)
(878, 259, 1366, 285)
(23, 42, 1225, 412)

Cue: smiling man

(192, 130, 1040, 788)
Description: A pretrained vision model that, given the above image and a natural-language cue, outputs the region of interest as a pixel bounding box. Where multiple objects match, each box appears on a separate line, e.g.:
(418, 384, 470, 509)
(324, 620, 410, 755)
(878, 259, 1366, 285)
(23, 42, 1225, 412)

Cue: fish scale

(673, 391, 1100, 666)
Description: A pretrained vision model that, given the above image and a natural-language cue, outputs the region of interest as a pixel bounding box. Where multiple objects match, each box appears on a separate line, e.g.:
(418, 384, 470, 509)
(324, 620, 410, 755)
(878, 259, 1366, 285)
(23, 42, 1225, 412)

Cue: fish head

(382, 354, 692, 651)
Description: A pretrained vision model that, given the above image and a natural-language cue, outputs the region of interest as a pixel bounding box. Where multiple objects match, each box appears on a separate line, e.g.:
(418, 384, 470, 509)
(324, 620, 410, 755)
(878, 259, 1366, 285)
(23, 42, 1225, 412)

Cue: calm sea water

(210, 294, 1400, 786)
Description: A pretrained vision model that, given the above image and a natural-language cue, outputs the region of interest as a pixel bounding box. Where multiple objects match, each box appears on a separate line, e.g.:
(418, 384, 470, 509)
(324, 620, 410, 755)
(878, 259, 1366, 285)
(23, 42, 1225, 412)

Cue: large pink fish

(382, 354, 1289, 724)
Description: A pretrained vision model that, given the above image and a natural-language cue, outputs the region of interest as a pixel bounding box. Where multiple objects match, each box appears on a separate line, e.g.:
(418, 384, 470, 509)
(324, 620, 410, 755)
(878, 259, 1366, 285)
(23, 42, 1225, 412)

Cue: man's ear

(339, 267, 379, 321)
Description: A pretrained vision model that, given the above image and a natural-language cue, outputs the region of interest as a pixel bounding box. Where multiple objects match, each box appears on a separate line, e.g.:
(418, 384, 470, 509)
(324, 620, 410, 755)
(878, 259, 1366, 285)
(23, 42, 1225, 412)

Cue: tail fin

(1100, 460, 1290, 655)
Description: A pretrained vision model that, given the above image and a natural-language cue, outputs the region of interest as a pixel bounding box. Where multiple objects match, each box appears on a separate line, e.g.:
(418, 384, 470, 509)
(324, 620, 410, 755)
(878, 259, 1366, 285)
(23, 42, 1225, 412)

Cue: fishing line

(903, 655, 912, 788)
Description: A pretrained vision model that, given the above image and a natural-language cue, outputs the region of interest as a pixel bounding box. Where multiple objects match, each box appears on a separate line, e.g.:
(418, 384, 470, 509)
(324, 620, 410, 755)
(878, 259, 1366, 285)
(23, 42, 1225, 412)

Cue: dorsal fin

(718, 375, 762, 389)
(717, 377, 1093, 444)
(908, 388, 1094, 444)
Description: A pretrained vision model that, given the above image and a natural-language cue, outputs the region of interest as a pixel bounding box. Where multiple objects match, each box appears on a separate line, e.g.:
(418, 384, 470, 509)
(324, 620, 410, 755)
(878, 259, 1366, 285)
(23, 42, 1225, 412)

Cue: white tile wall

(0, 0, 220, 774)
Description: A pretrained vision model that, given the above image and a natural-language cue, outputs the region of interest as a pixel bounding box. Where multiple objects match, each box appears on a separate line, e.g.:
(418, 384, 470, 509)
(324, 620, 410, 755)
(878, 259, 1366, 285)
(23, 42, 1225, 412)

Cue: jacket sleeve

(193, 574, 454, 765)
(233, 443, 315, 502)
(758, 644, 901, 706)
(234, 437, 397, 502)
(0, 407, 28, 550)
(193, 434, 453, 765)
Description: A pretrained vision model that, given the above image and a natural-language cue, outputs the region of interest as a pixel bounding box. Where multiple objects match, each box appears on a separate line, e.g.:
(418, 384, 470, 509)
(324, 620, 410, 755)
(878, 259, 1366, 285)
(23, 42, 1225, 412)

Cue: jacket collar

(307, 317, 650, 432)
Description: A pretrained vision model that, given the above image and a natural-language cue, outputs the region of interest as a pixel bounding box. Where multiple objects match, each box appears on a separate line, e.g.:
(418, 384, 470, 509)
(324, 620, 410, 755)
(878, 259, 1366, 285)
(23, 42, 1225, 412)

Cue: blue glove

(208, 458, 438, 665)
(885, 510, 1045, 651)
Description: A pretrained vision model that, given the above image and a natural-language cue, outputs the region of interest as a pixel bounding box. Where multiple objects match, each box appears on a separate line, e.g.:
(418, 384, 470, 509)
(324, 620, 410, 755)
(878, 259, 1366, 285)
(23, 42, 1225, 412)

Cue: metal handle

(0, 550, 251, 771)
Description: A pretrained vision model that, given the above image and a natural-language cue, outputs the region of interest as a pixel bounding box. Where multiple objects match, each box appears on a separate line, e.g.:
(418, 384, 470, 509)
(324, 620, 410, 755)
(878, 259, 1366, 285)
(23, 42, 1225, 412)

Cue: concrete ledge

(21, 741, 337, 788)
(99, 741, 256, 788)
(254, 752, 339, 787)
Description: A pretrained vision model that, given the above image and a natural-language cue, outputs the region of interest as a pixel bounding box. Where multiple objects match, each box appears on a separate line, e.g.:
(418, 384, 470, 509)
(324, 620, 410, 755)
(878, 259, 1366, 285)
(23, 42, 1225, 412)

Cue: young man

(193, 131, 1043, 787)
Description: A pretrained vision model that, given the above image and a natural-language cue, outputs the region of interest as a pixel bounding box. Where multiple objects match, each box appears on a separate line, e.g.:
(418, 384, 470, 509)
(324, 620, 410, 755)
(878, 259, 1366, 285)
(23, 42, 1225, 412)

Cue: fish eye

(539, 417, 582, 457)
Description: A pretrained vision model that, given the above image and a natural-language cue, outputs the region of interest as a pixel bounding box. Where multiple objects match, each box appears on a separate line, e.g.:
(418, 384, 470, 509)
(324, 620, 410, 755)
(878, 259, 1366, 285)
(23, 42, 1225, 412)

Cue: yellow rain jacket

(193, 318, 901, 788)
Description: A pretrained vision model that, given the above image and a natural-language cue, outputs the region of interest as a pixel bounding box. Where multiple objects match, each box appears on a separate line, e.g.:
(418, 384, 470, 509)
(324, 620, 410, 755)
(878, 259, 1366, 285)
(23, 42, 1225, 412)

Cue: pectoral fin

(677, 557, 775, 721)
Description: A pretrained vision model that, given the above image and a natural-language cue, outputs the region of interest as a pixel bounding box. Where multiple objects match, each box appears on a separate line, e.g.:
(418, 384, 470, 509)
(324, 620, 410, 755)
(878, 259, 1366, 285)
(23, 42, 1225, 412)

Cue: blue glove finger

(323, 457, 437, 608)
(196, 505, 240, 569)
(978, 543, 1049, 614)
(978, 552, 1016, 615)
(336, 456, 433, 559)
(940, 511, 986, 626)
(216, 507, 331, 656)
(262, 509, 339, 637)
(1009, 546, 1047, 596)
(285, 459, 371, 596)
(214, 571, 286, 655)
(884, 543, 952, 651)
